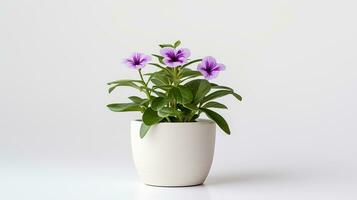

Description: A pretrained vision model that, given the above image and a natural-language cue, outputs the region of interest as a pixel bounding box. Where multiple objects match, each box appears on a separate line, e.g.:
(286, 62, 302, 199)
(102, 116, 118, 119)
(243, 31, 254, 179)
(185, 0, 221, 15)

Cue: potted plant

(107, 40, 242, 187)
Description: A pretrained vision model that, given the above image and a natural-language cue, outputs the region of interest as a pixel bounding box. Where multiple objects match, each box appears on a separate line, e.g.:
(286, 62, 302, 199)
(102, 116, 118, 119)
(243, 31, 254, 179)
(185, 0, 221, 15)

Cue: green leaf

(153, 73, 171, 84)
(178, 85, 193, 104)
(182, 59, 202, 68)
(179, 68, 202, 79)
(201, 90, 232, 103)
(159, 44, 174, 48)
(202, 90, 243, 103)
(107, 103, 143, 112)
(202, 101, 228, 109)
(151, 97, 168, 111)
(233, 93, 243, 101)
(140, 123, 151, 138)
(149, 70, 171, 87)
(210, 83, 234, 91)
(168, 87, 182, 103)
(108, 80, 141, 93)
(151, 78, 166, 86)
(108, 85, 117, 93)
(183, 103, 199, 111)
(142, 108, 163, 125)
(185, 79, 211, 104)
(190, 114, 199, 121)
(177, 104, 191, 113)
(174, 40, 181, 48)
(153, 91, 166, 97)
(107, 79, 142, 85)
(209, 83, 242, 101)
(158, 107, 182, 118)
(200, 108, 230, 134)
(128, 96, 146, 104)
(194, 80, 211, 103)
(153, 85, 172, 91)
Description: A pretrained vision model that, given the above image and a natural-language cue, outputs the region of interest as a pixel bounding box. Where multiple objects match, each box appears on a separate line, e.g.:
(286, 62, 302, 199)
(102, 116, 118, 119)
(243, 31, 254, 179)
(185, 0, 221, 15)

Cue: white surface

(131, 120, 215, 186)
(1, 161, 357, 200)
(1, 0, 357, 199)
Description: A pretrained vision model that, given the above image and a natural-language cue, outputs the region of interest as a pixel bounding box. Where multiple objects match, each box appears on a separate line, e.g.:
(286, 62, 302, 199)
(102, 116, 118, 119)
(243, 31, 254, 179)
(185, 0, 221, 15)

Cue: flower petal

(176, 48, 191, 59)
(123, 52, 151, 69)
(164, 59, 181, 68)
(207, 70, 219, 79)
(140, 54, 151, 64)
(216, 63, 225, 71)
(160, 47, 175, 58)
(197, 62, 205, 71)
(197, 56, 225, 79)
(123, 58, 135, 68)
(197, 63, 208, 77)
(202, 56, 217, 68)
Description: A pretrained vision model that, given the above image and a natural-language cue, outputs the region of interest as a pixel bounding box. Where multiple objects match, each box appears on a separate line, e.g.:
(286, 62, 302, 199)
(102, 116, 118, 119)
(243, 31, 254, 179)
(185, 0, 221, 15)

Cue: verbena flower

(123, 53, 151, 69)
(197, 56, 225, 80)
(160, 47, 191, 68)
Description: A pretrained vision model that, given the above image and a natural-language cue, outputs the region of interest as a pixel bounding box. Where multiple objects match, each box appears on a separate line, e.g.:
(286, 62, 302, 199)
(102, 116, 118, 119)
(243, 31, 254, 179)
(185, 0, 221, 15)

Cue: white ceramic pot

(130, 120, 216, 187)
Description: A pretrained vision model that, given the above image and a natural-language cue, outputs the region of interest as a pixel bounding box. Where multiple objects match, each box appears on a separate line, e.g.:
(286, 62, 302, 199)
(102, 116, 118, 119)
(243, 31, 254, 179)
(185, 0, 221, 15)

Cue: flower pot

(130, 120, 216, 187)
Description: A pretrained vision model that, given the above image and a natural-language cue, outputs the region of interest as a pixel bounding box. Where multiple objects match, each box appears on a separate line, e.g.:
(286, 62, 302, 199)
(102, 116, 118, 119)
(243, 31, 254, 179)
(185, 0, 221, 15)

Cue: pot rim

(131, 119, 214, 125)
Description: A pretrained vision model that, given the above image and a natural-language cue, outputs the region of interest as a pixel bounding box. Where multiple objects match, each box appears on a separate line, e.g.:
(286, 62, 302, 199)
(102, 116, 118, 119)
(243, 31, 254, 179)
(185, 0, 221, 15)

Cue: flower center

(171, 56, 179, 62)
(168, 52, 180, 62)
(133, 56, 142, 65)
(205, 64, 215, 75)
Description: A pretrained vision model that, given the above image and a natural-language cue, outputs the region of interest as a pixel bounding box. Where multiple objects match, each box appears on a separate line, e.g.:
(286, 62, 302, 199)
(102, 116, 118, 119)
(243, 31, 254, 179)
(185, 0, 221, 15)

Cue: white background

(1, 0, 357, 199)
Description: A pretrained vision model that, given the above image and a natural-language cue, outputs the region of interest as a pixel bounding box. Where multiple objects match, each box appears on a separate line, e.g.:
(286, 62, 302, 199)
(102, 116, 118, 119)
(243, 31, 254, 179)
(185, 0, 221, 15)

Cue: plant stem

(138, 69, 151, 100)
(173, 67, 179, 87)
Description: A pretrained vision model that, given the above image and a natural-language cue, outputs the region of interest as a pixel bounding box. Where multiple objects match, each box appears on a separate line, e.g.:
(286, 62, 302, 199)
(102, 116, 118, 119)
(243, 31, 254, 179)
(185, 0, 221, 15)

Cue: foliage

(107, 40, 242, 138)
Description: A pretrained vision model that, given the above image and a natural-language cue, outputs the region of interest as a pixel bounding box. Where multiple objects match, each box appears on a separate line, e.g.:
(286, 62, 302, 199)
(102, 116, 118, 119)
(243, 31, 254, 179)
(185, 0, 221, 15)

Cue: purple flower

(123, 53, 151, 69)
(197, 56, 225, 80)
(160, 47, 191, 67)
